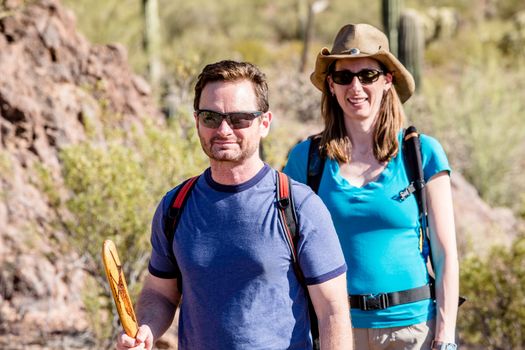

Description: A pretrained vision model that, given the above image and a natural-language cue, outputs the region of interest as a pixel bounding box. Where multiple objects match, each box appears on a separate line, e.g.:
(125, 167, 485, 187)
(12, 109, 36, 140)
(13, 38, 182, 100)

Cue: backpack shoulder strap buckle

(399, 182, 416, 201)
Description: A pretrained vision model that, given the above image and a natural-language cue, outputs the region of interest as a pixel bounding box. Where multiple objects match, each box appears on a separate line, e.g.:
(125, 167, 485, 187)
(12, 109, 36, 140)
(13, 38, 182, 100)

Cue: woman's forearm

(433, 253, 459, 342)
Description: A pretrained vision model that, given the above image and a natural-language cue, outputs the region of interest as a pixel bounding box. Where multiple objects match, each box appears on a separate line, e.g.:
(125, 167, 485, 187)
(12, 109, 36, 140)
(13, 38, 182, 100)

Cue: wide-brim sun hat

(310, 23, 415, 103)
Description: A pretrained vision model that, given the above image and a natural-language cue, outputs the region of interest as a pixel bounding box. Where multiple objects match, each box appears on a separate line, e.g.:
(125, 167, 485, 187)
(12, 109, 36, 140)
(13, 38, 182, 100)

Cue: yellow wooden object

(102, 240, 139, 337)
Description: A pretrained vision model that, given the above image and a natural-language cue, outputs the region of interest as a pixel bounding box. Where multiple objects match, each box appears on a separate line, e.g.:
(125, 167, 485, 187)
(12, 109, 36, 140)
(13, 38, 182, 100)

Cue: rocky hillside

(0, 0, 522, 349)
(0, 0, 163, 348)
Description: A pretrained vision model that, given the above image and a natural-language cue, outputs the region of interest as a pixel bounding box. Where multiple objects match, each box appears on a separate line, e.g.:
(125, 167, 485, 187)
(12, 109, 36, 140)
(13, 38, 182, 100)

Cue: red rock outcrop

(0, 0, 163, 348)
(451, 172, 521, 257)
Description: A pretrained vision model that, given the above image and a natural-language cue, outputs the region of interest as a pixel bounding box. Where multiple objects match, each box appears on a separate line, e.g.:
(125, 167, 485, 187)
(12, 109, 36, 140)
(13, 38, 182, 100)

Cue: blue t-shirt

(284, 132, 450, 328)
(148, 164, 347, 349)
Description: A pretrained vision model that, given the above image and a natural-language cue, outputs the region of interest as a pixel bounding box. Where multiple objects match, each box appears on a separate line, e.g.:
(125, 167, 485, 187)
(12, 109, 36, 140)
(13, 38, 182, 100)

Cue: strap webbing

(276, 171, 298, 263)
(172, 176, 199, 210)
(164, 175, 199, 291)
(307, 135, 325, 194)
(276, 171, 320, 349)
(349, 283, 434, 311)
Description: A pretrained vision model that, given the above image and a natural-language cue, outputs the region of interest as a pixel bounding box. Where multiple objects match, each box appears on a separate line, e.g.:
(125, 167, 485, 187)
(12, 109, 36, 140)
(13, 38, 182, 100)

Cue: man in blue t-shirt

(116, 60, 353, 350)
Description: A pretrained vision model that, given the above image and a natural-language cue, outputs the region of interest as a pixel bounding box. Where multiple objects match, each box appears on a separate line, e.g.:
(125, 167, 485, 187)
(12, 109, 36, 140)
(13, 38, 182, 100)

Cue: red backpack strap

(276, 171, 320, 349)
(164, 175, 200, 290)
(276, 171, 299, 264)
(172, 176, 199, 209)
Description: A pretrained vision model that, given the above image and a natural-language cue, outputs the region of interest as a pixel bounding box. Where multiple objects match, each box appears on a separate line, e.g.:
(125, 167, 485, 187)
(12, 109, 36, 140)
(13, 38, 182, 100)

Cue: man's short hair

(193, 60, 269, 112)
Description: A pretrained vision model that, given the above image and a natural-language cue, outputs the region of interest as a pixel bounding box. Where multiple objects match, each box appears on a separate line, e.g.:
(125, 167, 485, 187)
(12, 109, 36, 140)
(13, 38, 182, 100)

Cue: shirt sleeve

(291, 182, 347, 285)
(283, 140, 310, 184)
(148, 190, 180, 279)
(420, 134, 451, 181)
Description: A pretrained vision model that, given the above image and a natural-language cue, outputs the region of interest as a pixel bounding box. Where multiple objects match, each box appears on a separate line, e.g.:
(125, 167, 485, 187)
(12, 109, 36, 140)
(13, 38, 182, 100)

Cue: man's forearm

(309, 274, 353, 350)
(136, 286, 179, 341)
(319, 311, 353, 350)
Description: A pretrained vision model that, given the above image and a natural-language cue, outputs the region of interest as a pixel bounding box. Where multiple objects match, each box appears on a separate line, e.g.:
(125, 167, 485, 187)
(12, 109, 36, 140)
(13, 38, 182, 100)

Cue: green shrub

(59, 116, 206, 344)
(458, 234, 525, 349)
(406, 56, 525, 214)
(233, 39, 273, 68)
(62, 142, 151, 253)
(314, 0, 380, 41)
(499, 11, 525, 58)
(60, 141, 150, 344)
(32, 163, 61, 208)
(495, 0, 525, 19)
(133, 117, 207, 197)
(81, 274, 113, 348)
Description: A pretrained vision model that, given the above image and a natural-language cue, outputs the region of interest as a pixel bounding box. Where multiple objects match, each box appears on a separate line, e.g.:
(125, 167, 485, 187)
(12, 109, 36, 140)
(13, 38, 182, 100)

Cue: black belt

(349, 283, 435, 311)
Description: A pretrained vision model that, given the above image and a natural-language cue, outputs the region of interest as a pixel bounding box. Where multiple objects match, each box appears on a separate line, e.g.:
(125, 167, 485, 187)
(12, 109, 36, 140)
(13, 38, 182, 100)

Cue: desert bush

(499, 11, 525, 57)
(61, 142, 151, 262)
(269, 67, 321, 123)
(233, 39, 274, 68)
(406, 52, 525, 215)
(161, 0, 271, 41)
(159, 0, 304, 72)
(458, 234, 525, 349)
(494, 0, 525, 19)
(314, 0, 380, 41)
(133, 118, 207, 197)
(59, 116, 206, 345)
(60, 140, 151, 345)
(408, 15, 525, 217)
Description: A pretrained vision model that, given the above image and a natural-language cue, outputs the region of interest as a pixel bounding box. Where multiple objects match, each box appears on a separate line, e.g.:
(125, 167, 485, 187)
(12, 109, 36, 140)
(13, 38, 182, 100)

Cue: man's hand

(116, 325, 154, 350)
(115, 274, 181, 350)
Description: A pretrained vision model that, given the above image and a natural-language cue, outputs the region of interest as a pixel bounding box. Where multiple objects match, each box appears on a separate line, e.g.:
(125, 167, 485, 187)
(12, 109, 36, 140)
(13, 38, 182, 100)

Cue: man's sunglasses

(196, 109, 263, 129)
(331, 69, 384, 85)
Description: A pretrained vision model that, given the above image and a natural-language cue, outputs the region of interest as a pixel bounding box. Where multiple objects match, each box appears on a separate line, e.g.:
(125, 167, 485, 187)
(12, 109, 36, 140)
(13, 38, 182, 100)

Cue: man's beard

(199, 135, 259, 163)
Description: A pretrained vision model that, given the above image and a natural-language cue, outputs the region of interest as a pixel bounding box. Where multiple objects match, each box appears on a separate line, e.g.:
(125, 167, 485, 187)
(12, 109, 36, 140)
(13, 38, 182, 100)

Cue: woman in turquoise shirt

(284, 24, 459, 350)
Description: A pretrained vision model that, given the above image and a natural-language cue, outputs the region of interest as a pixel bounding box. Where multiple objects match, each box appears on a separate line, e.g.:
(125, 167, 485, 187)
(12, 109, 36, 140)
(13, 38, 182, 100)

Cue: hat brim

(310, 47, 415, 103)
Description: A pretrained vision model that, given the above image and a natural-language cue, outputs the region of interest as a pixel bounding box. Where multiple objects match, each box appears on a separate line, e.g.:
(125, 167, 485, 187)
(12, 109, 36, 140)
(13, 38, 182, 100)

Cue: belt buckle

(360, 293, 389, 311)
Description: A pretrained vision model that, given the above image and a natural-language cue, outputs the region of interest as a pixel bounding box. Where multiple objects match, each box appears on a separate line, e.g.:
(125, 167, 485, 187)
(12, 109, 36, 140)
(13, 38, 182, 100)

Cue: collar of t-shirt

(204, 163, 271, 193)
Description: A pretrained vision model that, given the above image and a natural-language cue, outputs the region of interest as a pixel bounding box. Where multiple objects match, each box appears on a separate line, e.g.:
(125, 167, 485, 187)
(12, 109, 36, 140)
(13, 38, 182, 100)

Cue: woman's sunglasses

(196, 109, 263, 129)
(331, 69, 384, 85)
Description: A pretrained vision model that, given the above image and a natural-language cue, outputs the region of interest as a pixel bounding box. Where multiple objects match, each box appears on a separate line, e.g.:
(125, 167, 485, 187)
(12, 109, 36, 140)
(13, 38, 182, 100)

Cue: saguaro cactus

(398, 9, 424, 91)
(142, 0, 162, 94)
(299, 0, 328, 73)
(382, 0, 403, 57)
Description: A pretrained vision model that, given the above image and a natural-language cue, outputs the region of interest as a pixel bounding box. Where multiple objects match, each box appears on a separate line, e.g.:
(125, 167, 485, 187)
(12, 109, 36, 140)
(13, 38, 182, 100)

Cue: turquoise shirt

(284, 131, 451, 328)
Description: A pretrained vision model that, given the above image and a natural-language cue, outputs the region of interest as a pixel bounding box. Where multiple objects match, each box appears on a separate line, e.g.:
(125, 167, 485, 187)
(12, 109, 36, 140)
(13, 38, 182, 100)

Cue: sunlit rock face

(0, 0, 162, 348)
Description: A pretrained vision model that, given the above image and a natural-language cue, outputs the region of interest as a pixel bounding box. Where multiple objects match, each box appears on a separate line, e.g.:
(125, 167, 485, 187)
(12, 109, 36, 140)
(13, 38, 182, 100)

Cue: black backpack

(163, 171, 321, 349)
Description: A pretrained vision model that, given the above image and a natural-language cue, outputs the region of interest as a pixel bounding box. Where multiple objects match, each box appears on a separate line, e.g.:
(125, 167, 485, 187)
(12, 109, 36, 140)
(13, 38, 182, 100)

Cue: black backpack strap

(275, 171, 320, 350)
(307, 135, 325, 194)
(402, 127, 427, 215)
(402, 127, 467, 307)
(163, 175, 200, 291)
(402, 127, 438, 288)
(402, 126, 429, 254)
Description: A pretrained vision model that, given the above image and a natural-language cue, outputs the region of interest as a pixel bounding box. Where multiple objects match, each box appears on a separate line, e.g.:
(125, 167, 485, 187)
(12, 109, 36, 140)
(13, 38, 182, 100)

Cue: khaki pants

(353, 319, 435, 350)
